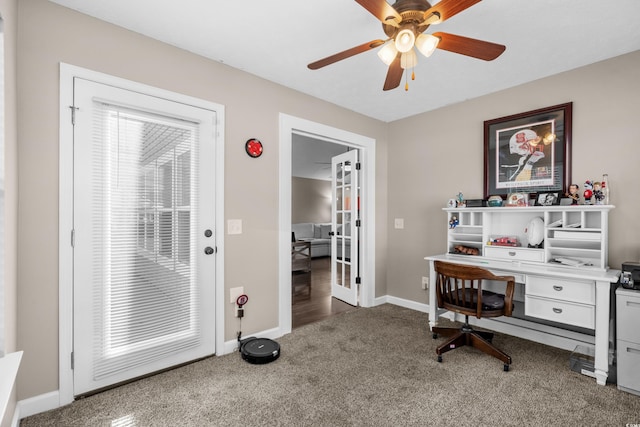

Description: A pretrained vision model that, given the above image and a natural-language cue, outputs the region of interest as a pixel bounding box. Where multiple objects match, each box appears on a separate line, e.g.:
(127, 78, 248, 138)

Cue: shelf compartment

(546, 238, 601, 251)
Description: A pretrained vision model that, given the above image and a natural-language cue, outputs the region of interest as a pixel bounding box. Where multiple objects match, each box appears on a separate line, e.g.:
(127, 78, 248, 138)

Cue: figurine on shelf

(566, 183, 580, 205)
(583, 180, 594, 205)
(449, 216, 459, 229)
(456, 191, 465, 207)
(593, 181, 604, 204)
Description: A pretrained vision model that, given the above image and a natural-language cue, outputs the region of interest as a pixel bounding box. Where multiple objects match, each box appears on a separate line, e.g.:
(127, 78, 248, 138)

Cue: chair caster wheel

(437, 355, 442, 363)
(504, 364, 510, 372)
(432, 333, 438, 339)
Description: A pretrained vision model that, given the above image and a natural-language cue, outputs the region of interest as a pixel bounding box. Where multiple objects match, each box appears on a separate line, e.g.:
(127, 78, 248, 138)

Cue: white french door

(331, 150, 359, 306)
(72, 78, 216, 395)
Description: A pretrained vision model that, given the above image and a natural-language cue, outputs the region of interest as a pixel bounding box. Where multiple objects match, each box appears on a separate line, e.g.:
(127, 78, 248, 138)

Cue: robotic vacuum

(240, 337, 281, 364)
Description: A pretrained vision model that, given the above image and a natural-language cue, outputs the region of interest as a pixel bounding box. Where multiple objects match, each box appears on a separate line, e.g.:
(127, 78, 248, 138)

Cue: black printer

(620, 262, 640, 290)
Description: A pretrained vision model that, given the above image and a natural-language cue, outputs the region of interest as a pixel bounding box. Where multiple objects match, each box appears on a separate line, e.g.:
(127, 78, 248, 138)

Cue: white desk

(426, 253, 620, 385)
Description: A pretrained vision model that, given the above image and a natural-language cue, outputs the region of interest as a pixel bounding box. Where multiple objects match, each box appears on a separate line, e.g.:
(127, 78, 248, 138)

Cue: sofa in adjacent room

(291, 223, 332, 258)
(291, 222, 352, 259)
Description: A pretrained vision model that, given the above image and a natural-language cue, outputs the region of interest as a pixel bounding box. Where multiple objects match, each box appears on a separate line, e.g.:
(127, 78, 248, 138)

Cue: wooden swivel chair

(431, 260, 516, 371)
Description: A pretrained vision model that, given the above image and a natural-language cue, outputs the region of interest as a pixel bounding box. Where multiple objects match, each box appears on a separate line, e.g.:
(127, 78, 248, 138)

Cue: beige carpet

(21, 304, 640, 426)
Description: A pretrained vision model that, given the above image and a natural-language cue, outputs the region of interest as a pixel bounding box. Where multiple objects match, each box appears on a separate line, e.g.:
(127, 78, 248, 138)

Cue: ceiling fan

(307, 0, 506, 91)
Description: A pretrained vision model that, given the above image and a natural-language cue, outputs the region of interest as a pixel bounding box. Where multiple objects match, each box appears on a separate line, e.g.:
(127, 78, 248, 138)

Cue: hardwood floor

(292, 256, 358, 329)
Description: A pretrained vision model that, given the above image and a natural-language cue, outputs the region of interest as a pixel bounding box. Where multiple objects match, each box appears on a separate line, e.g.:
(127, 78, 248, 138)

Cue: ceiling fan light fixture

(415, 33, 440, 57)
(400, 49, 417, 69)
(394, 28, 416, 53)
(377, 41, 398, 65)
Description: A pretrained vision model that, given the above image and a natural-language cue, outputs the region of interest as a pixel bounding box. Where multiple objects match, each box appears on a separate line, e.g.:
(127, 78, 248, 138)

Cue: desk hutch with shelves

(426, 205, 620, 385)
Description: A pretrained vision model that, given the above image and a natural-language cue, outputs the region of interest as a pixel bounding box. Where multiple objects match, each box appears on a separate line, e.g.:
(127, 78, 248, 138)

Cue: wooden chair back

(434, 261, 515, 319)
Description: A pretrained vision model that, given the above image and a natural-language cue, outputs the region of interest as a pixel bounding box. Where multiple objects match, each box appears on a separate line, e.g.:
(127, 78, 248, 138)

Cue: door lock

(204, 246, 214, 255)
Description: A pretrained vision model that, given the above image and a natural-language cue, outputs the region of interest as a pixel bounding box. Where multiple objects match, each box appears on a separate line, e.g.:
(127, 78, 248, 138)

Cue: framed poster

(483, 103, 572, 199)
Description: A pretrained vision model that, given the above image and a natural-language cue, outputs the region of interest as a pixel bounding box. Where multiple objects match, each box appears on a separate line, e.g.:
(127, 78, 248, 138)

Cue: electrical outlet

(422, 276, 429, 290)
(230, 286, 244, 304)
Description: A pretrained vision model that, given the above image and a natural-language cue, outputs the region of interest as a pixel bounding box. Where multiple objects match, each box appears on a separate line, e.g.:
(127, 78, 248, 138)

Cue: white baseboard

(221, 326, 283, 356)
(374, 294, 430, 313)
(17, 390, 60, 420)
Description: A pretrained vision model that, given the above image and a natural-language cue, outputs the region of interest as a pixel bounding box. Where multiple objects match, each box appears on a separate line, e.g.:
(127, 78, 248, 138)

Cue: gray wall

(386, 50, 640, 304)
(292, 177, 332, 224)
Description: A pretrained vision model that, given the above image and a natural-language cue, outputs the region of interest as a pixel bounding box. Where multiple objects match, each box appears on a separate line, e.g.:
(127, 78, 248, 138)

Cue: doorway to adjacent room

(279, 114, 377, 334)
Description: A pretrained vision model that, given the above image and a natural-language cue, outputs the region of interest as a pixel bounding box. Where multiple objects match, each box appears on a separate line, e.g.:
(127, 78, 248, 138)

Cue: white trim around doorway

(278, 114, 376, 335)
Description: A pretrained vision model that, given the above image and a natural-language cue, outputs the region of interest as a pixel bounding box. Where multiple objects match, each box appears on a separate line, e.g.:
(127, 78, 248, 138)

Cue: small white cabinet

(616, 287, 640, 396)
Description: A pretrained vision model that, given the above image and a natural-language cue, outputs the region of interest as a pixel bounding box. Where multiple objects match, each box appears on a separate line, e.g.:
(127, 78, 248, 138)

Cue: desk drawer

(527, 275, 595, 305)
(483, 246, 544, 263)
(617, 340, 640, 395)
(617, 292, 640, 343)
(525, 295, 595, 329)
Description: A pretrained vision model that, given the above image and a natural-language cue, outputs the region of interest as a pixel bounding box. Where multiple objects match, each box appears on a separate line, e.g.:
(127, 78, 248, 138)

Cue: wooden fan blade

(422, 0, 482, 24)
(355, 0, 401, 27)
(433, 32, 506, 61)
(308, 39, 385, 70)
(383, 53, 403, 91)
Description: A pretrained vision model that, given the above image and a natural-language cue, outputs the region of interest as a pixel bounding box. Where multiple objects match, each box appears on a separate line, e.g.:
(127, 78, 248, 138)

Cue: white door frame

(278, 114, 376, 334)
(58, 63, 225, 405)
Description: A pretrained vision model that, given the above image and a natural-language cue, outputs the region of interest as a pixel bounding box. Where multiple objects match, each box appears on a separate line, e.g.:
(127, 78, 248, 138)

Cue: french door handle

(329, 231, 335, 236)
(204, 247, 214, 255)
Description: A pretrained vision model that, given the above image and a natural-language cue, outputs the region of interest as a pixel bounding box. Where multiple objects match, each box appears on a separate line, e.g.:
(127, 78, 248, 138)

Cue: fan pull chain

(405, 67, 416, 92)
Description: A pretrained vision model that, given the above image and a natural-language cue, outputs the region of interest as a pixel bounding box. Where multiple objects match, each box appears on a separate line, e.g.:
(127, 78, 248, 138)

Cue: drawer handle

(508, 251, 516, 256)
(627, 347, 640, 355)
(553, 285, 563, 292)
(552, 308, 563, 314)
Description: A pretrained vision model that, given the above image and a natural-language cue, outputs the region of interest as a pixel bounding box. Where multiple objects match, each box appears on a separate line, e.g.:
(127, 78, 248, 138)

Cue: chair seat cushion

(450, 289, 505, 310)
(481, 291, 505, 310)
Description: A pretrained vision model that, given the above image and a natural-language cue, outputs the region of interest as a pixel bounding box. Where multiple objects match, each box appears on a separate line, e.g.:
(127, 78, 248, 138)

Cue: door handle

(204, 247, 215, 255)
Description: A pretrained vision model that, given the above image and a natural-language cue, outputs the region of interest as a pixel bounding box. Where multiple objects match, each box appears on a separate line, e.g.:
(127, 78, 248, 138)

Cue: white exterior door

(331, 150, 359, 306)
(72, 78, 217, 395)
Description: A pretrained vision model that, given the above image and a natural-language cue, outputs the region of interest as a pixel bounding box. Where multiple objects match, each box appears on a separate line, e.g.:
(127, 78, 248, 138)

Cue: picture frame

(484, 103, 572, 199)
(536, 192, 561, 206)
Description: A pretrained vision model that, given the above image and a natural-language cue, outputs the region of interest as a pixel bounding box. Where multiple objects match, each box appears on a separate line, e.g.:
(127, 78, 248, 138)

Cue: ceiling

(50, 0, 640, 123)
(292, 135, 349, 181)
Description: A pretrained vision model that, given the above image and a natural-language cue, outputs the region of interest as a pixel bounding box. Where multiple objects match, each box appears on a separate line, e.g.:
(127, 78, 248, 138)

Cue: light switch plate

(227, 219, 242, 235)
(394, 218, 404, 229)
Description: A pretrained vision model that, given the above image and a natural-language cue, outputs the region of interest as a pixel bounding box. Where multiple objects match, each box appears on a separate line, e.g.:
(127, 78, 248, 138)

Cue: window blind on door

(90, 101, 201, 380)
